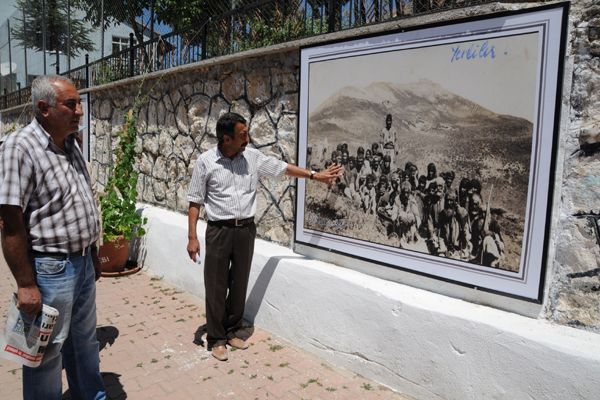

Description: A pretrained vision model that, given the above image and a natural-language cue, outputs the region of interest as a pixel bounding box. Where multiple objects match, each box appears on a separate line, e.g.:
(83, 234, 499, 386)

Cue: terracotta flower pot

(98, 237, 130, 273)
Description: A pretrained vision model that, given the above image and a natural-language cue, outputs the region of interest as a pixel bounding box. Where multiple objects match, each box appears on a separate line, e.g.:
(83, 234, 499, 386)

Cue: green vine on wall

(100, 108, 146, 242)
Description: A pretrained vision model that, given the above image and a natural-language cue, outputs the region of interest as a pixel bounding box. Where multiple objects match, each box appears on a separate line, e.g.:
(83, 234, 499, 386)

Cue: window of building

(112, 36, 130, 54)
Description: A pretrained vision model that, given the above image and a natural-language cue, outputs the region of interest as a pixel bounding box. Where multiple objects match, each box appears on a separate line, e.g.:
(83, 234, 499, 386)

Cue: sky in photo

(308, 31, 540, 123)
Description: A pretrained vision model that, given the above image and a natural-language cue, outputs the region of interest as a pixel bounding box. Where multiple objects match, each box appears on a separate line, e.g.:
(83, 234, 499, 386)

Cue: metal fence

(1, 0, 516, 109)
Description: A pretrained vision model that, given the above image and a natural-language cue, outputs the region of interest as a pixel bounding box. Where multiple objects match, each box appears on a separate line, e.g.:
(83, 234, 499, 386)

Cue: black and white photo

(295, 5, 568, 300)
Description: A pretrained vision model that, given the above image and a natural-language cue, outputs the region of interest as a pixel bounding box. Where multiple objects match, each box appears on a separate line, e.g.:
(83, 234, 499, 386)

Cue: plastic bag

(0, 294, 59, 368)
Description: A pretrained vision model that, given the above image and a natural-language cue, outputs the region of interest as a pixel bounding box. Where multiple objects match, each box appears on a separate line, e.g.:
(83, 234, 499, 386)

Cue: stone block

(175, 100, 189, 134)
(250, 109, 277, 147)
(230, 99, 251, 122)
(205, 97, 230, 137)
(246, 70, 272, 107)
(152, 156, 167, 180)
(222, 72, 245, 101)
(153, 180, 167, 202)
(139, 152, 154, 176)
(142, 132, 159, 155)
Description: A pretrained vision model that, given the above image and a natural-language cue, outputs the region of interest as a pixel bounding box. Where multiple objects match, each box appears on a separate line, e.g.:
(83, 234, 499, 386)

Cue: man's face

(225, 122, 249, 153)
(446, 198, 456, 209)
(43, 81, 83, 134)
(386, 115, 392, 129)
(445, 175, 454, 186)
(341, 152, 348, 164)
(357, 157, 364, 167)
(427, 166, 436, 179)
(428, 183, 438, 197)
(471, 196, 482, 211)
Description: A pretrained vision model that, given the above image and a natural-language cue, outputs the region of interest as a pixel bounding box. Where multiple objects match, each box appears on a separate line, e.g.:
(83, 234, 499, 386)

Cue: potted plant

(98, 108, 146, 274)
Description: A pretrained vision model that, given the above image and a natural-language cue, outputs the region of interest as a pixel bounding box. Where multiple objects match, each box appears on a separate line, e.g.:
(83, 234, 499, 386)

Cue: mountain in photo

(308, 79, 534, 217)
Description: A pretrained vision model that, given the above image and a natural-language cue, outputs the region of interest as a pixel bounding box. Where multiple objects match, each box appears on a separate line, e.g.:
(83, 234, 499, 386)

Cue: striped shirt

(0, 119, 100, 253)
(187, 146, 287, 221)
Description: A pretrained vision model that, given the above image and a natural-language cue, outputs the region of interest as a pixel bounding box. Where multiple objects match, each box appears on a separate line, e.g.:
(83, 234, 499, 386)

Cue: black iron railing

(0, 0, 501, 110)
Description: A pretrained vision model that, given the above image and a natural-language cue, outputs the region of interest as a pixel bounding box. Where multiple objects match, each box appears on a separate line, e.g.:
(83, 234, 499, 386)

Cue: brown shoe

(211, 345, 228, 361)
(227, 337, 249, 350)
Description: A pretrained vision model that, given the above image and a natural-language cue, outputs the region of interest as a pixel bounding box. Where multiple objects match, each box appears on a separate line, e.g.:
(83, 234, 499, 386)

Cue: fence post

(201, 19, 209, 60)
(327, 0, 336, 32)
(3, 89, 7, 109)
(129, 33, 135, 77)
(85, 54, 89, 88)
(149, 0, 155, 72)
(17, 82, 21, 105)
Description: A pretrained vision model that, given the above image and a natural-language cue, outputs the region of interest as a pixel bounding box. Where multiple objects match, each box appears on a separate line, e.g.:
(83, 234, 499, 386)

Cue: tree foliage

(11, 0, 95, 56)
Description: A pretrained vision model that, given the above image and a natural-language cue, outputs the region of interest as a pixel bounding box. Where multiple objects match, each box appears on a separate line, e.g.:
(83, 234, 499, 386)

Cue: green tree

(12, 0, 95, 57)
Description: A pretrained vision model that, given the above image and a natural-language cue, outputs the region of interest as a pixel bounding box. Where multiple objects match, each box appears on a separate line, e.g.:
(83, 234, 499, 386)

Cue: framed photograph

(294, 4, 568, 300)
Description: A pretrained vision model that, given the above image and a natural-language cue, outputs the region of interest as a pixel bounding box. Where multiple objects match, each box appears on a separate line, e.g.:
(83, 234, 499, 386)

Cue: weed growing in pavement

(268, 344, 283, 352)
(361, 383, 373, 390)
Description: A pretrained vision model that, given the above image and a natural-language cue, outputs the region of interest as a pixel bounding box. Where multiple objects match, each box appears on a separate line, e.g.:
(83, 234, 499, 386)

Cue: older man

(0, 76, 105, 399)
(187, 112, 342, 361)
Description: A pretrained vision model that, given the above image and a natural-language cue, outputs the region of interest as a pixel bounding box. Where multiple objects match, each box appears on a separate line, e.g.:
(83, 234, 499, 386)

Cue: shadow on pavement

(97, 326, 119, 351)
(62, 372, 127, 400)
(193, 324, 207, 347)
(62, 327, 124, 399)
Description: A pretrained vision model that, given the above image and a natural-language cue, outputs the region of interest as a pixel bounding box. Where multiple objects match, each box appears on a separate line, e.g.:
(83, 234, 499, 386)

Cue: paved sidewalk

(0, 258, 413, 399)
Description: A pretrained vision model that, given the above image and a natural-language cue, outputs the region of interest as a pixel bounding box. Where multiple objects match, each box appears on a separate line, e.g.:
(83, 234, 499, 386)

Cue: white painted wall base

(139, 204, 600, 400)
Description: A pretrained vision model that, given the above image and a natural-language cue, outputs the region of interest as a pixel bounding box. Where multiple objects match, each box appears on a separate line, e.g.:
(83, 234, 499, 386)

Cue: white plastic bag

(0, 294, 59, 368)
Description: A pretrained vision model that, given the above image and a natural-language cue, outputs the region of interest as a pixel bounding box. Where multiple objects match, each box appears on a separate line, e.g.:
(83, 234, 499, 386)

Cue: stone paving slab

(0, 257, 414, 400)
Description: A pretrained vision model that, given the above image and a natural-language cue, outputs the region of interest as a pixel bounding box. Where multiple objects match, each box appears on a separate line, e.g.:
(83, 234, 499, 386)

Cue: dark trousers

(204, 222, 256, 348)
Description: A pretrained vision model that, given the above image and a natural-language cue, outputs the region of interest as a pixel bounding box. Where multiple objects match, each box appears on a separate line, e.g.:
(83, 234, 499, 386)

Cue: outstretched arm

(0, 205, 41, 316)
(285, 163, 343, 185)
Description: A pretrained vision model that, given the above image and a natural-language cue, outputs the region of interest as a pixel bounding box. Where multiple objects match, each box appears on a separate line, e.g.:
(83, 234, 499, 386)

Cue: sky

(0, 0, 16, 25)
(307, 31, 541, 122)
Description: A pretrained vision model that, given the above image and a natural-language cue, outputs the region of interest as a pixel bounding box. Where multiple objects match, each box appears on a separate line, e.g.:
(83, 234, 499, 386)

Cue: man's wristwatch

(309, 170, 316, 180)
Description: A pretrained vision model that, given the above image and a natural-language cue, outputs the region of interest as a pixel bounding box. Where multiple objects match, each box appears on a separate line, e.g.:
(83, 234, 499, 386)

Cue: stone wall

(544, 1, 600, 330)
(2, 1, 600, 333)
(90, 53, 300, 245)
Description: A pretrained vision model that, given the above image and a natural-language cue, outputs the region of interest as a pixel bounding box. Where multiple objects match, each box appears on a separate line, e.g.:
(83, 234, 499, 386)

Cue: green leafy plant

(100, 108, 146, 242)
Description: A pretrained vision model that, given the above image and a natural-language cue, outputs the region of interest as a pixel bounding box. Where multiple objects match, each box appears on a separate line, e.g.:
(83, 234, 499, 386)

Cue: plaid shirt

(187, 146, 287, 221)
(0, 119, 100, 253)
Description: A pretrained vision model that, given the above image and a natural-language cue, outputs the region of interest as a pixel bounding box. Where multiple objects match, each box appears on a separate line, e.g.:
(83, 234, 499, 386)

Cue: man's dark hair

(216, 112, 246, 143)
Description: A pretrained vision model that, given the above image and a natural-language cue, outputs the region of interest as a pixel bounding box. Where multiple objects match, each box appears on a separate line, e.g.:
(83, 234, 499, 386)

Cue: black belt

(31, 245, 92, 259)
(208, 217, 254, 227)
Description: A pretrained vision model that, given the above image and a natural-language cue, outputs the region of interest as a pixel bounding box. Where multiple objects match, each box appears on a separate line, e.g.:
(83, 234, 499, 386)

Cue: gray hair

(31, 75, 75, 116)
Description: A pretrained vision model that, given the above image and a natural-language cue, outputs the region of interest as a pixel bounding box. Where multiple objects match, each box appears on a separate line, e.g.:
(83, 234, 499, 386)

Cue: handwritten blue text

(450, 40, 496, 63)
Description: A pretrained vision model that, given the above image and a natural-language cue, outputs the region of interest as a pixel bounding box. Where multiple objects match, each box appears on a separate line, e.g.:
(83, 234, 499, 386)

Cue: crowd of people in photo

(307, 114, 506, 268)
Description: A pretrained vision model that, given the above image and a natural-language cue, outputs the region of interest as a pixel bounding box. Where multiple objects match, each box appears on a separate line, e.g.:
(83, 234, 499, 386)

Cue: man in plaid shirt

(0, 76, 105, 400)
